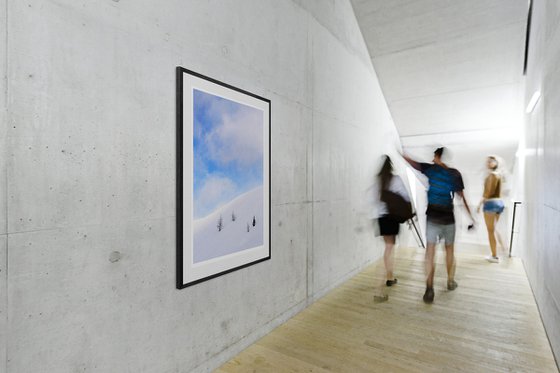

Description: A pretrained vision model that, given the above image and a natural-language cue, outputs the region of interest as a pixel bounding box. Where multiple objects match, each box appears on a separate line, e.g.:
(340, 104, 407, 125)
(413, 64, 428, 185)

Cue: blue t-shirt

(420, 163, 464, 224)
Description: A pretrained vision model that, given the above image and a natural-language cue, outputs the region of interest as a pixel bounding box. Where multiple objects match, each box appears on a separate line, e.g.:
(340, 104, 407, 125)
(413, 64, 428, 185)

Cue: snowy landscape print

(192, 88, 264, 263)
(193, 186, 264, 263)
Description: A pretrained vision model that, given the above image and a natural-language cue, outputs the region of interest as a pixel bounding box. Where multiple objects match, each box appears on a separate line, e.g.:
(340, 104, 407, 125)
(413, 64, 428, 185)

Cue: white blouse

(369, 175, 411, 218)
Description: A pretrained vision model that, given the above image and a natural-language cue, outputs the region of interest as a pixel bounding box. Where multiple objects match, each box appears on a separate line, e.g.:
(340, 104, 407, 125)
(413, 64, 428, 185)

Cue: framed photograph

(176, 67, 271, 289)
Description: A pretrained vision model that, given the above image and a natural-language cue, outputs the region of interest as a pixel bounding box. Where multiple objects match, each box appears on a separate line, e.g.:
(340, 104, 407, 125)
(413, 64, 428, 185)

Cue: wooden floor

(217, 244, 559, 372)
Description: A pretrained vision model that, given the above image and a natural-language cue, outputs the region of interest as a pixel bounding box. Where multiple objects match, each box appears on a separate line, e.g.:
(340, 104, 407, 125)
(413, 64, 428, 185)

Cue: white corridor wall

(517, 0, 560, 364)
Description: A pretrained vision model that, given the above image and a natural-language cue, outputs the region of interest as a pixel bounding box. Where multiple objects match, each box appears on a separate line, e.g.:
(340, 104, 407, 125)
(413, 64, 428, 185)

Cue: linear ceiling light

(526, 91, 541, 113)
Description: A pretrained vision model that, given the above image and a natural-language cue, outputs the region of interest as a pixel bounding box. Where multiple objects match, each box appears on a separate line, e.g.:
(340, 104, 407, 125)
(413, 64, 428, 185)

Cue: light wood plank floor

(218, 244, 558, 372)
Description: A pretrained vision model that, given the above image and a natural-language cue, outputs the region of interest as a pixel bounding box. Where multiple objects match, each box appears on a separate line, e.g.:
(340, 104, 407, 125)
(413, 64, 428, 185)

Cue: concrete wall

(518, 0, 560, 364)
(1, 0, 8, 370)
(3, 1, 400, 371)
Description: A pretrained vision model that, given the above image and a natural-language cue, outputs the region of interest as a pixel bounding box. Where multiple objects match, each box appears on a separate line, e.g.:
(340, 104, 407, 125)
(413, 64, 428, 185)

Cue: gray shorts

(426, 221, 456, 245)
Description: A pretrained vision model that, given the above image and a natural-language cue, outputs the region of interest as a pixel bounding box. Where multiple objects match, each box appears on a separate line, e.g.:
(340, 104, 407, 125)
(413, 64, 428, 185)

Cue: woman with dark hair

(477, 156, 506, 263)
(373, 155, 411, 302)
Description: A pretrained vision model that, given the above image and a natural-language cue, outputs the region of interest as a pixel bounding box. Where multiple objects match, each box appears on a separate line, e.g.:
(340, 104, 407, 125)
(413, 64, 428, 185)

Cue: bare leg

(423, 242, 437, 303)
(375, 235, 396, 302)
(425, 243, 436, 288)
(494, 214, 507, 252)
(445, 244, 455, 281)
(383, 235, 396, 281)
(484, 212, 497, 257)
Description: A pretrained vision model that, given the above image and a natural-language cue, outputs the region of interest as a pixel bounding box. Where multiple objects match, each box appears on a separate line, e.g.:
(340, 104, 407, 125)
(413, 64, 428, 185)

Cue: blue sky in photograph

(193, 88, 264, 219)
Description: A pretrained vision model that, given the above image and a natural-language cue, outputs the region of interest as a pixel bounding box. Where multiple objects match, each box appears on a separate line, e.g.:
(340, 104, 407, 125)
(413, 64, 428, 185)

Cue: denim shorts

(426, 221, 456, 245)
(483, 199, 504, 214)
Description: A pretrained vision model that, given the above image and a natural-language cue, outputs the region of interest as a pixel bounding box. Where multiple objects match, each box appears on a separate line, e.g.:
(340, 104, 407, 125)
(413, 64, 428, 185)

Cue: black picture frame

(176, 67, 271, 289)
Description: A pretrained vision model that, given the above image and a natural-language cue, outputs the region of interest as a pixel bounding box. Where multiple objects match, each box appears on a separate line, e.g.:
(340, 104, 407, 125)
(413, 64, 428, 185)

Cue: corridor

(219, 244, 557, 372)
(1, 0, 559, 372)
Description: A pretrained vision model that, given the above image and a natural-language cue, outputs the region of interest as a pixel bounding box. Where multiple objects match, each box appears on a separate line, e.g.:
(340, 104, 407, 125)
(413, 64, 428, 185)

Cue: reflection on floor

(218, 243, 558, 372)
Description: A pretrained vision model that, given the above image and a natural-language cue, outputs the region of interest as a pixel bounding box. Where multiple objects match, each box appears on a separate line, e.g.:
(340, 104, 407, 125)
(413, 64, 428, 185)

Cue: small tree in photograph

(217, 215, 224, 232)
(231, 211, 236, 222)
(252, 216, 256, 227)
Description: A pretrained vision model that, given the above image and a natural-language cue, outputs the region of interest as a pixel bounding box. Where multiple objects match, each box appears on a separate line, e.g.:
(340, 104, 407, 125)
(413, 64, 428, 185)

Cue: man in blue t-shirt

(403, 147, 475, 304)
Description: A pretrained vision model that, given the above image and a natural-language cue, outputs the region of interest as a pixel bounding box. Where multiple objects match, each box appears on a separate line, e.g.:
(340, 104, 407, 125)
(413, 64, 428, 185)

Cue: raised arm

(401, 153, 422, 171)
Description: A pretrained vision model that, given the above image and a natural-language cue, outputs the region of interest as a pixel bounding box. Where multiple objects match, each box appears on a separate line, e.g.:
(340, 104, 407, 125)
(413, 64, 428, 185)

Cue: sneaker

(486, 256, 499, 263)
(386, 278, 398, 287)
(447, 279, 458, 290)
(423, 287, 434, 304)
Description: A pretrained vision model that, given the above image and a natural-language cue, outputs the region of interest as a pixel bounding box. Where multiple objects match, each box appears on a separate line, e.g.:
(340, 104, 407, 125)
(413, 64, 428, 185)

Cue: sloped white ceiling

(351, 0, 529, 191)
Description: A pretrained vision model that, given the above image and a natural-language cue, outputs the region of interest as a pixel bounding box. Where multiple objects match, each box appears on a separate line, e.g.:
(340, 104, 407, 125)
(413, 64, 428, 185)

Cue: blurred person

(402, 147, 475, 304)
(372, 155, 412, 302)
(477, 156, 506, 263)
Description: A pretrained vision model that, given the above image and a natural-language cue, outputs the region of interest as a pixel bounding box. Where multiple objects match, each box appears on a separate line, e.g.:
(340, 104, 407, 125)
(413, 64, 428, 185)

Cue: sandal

(423, 287, 434, 303)
(386, 278, 398, 287)
(447, 280, 458, 290)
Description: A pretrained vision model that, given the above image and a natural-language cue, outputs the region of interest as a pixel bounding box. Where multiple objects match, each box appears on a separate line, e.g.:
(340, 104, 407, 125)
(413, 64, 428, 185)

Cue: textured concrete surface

(1, 0, 7, 236)
(519, 0, 560, 364)
(1, 0, 8, 370)
(351, 0, 526, 174)
(0, 236, 6, 373)
(4, 0, 399, 372)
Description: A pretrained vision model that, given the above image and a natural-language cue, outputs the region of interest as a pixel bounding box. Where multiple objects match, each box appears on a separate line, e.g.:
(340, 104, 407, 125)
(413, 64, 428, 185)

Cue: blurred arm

(457, 190, 475, 223)
(401, 153, 422, 171)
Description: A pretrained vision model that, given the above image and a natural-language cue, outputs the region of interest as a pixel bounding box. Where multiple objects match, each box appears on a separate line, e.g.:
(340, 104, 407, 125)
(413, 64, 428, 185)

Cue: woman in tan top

(477, 156, 506, 263)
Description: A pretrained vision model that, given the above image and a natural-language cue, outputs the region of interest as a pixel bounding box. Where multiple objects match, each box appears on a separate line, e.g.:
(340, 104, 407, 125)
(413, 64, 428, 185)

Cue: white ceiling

(351, 0, 529, 183)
